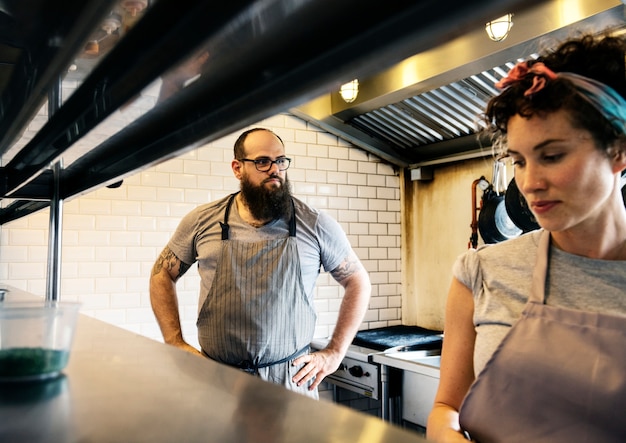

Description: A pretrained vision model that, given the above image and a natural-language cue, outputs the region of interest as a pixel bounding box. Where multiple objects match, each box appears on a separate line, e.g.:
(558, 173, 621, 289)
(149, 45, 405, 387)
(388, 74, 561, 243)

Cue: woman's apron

(197, 193, 316, 376)
(459, 230, 626, 442)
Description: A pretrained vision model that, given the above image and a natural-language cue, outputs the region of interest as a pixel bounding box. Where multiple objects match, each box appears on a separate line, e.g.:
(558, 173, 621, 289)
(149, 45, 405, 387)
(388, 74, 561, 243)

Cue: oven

(311, 325, 443, 424)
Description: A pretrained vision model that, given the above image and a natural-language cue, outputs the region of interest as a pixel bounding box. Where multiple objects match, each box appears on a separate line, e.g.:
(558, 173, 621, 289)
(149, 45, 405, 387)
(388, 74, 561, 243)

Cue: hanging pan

(504, 171, 626, 233)
(505, 177, 540, 233)
(478, 159, 522, 244)
(622, 171, 626, 206)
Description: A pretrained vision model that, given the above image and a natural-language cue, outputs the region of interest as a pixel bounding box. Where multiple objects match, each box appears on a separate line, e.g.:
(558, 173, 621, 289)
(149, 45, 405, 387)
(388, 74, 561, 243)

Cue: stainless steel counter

(371, 353, 441, 378)
(0, 291, 427, 442)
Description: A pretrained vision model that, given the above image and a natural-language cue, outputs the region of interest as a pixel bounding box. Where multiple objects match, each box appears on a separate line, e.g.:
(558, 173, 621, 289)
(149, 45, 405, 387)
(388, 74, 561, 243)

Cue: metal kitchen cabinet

(372, 353, 441, 429)
(402, 368, 440, 428)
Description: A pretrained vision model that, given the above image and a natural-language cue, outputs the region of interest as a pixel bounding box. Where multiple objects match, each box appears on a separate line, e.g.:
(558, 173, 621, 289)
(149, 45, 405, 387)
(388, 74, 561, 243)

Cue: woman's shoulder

(475, 229, 542, 258)
(454, 230, 542, 286)
(452, 230, 542, 302)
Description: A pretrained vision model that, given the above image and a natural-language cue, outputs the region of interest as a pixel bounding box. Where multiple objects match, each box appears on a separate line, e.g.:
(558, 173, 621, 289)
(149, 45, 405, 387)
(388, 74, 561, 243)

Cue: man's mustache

(263, 175, 283, 184)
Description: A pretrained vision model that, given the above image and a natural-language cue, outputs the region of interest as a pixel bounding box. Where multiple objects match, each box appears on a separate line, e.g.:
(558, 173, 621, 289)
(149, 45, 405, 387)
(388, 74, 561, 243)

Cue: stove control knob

(348, 365, 369, 378)
(338, 363, 347, 371)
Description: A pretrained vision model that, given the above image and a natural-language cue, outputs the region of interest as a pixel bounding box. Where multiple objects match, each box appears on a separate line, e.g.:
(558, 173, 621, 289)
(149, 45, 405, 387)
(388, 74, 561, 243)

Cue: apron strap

(236, 345, 309, 374)
(530, 229, 551, 304)
(220, 192, 296, 240)
(204, 345, 310, 375)
(288, 198, 296, 237)
(220, 193, 238, 240)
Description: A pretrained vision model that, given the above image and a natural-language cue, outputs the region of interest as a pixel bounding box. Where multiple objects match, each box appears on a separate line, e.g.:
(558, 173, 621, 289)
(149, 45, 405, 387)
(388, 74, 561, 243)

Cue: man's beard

(240, 174, 292, 222)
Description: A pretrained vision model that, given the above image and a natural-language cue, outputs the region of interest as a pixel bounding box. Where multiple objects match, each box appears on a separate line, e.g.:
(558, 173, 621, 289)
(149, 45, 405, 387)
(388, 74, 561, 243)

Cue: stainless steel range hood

(292, 0, 626, 168)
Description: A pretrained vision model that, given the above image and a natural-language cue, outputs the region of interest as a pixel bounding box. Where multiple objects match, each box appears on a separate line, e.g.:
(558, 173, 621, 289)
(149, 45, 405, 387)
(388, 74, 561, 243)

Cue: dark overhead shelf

(0, 0, 544, 225)
(0, 0, 117, 157)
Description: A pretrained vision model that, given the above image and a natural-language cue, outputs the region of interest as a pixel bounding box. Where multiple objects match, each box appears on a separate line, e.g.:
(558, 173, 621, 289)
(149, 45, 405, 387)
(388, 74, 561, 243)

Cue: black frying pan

(622, 171, 626, 205)
(505, 178, 540, 233)
(505, 173, 626, 233)
(478, 188, 522, 244)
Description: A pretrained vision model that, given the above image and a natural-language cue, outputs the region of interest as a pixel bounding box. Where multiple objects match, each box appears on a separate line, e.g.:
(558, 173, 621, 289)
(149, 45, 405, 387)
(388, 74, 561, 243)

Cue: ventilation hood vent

(292, 0, 626, 168)
(350, 66, 510, 148)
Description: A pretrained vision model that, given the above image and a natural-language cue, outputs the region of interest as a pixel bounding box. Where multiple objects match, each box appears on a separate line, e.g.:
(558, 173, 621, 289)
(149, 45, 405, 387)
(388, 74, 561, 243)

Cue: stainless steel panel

(402, 371, 440, 428)
(0, 287, 425, 443)
(325, 356, 380, 399)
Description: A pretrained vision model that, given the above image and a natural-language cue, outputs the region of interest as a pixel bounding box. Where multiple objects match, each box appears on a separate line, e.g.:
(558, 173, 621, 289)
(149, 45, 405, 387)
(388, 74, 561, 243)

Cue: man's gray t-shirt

(453, 229, 626, 376)
(168, 194, 353, 313)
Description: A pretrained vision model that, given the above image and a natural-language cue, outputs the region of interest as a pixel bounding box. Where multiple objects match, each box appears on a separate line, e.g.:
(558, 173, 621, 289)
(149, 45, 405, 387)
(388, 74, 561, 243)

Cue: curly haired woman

(427, 32, 626, 443)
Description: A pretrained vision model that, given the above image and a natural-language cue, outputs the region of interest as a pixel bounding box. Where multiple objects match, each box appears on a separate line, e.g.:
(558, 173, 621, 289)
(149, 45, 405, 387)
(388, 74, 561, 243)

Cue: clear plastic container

(0, 301, 81, 381)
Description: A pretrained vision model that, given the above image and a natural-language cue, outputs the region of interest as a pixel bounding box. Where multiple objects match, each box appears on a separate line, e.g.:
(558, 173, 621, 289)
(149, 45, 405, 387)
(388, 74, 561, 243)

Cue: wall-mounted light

(485, 13, 513, 42)
(339, 79, 359, 103)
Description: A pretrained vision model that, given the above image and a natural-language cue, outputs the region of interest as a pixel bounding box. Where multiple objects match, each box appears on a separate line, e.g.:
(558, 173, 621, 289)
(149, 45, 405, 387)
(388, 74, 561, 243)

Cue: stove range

(311, 325, 443, 423)
(310, 341, 384, 399)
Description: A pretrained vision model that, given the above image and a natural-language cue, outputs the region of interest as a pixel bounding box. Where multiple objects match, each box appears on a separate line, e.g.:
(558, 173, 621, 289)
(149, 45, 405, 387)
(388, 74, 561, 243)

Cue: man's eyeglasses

(239, 157, 291, 172)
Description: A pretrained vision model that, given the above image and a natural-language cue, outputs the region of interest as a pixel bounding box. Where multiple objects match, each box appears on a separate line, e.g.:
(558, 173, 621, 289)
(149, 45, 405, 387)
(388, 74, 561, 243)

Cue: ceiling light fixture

(339, 79, 359, 103)
(485, 13, 513, 42)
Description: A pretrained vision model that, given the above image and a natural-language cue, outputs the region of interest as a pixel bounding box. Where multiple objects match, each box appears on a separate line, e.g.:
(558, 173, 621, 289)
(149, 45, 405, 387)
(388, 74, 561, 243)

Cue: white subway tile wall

(0, 112, 402, 348)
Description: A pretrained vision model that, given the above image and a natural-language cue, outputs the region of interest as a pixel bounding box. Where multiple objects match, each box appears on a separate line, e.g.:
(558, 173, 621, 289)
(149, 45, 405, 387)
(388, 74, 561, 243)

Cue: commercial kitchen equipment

(311, 325, 443, 424)
(372, 352, 441, 429)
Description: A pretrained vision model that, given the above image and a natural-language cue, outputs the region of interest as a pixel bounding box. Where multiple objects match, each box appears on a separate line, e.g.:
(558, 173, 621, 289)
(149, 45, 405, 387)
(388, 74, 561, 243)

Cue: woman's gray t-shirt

(453, 229, 626, 376)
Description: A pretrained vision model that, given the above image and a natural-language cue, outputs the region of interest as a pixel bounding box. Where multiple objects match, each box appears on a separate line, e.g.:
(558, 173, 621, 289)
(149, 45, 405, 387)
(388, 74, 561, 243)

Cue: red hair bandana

(495, 62, 557, 96)
(495, 61, 626, 135)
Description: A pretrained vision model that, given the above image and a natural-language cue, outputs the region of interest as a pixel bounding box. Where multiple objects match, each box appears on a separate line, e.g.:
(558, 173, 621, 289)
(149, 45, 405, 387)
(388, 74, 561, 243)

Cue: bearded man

(150, 128, 371, 398)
